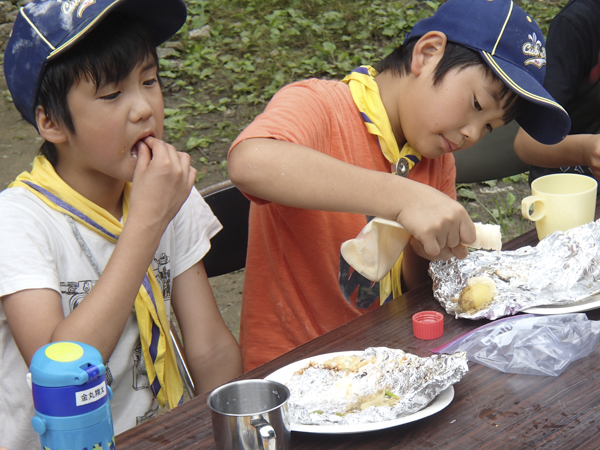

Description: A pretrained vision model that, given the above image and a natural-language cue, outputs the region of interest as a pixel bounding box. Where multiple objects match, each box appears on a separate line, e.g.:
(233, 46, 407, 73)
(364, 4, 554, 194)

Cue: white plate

(264, 351, 454, 434)
(523, 293, 600, 315)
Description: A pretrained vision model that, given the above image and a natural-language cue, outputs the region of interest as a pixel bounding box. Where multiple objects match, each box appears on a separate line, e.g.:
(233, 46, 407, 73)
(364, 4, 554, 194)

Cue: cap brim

(117, 0, 187, 47)
(481, 51, 571, 145)
(48, 0, 187, 60)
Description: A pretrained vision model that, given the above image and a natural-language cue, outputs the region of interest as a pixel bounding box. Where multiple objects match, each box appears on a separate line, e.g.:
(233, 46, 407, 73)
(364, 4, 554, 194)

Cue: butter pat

(470, 222, 502, 252)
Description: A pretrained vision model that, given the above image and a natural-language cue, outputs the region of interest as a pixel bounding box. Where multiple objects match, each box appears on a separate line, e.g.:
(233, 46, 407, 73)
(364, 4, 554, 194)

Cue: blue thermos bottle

(28, 341, 116, 449)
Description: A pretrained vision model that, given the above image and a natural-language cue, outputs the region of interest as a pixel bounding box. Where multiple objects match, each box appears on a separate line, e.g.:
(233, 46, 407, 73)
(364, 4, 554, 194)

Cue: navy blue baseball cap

(406, 0, 570, 145)
(4, 0, 187, 128)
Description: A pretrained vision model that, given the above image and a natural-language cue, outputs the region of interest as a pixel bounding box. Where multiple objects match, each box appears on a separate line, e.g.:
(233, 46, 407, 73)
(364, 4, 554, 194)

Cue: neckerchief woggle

(10, 156, 184, 409)
(342, 65, 422, 305)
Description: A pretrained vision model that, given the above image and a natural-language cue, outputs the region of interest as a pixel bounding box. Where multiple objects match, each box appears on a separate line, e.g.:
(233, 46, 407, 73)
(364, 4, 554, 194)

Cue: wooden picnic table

(117, 196, 600, 449)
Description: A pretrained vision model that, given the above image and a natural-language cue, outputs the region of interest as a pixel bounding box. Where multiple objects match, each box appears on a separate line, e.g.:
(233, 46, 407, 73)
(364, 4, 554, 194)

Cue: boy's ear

(411, 31, 448, 75)
(36, 106, 68, 144)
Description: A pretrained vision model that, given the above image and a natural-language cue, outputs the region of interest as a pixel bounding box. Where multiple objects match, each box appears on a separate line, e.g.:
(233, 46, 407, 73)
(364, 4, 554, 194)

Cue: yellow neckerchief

(342, 65, 422, 304)
(10, 156, 183, 409)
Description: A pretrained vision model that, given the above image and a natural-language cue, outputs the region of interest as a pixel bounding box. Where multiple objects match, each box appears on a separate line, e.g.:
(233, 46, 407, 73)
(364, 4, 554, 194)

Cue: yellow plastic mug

(521, 173, 597, 240)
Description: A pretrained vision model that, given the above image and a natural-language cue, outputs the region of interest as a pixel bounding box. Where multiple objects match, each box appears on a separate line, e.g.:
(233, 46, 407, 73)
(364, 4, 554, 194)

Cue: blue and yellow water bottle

(28, 341, 116, 450)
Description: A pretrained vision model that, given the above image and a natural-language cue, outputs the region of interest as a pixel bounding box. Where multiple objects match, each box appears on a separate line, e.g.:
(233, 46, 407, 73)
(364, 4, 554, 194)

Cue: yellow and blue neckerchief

(10, 156, 184, 409)
(342, 66, 422, 304)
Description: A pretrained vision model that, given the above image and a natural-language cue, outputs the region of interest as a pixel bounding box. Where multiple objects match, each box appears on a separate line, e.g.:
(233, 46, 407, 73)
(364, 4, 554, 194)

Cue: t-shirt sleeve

(229, 79, 337, 155)
(227, 80, 343, 204)
(169, 187, 222, 278)
(0, 190, 61, 300)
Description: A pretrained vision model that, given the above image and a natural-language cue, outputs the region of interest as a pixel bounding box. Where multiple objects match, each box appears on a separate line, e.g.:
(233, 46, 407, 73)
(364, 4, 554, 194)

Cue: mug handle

(521, 195, 545, 221)
(250, 417, 276, 450)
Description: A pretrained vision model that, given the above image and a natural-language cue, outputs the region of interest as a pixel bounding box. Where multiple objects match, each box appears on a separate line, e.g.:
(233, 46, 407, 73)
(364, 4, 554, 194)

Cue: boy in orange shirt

(228, 0, 570, 371)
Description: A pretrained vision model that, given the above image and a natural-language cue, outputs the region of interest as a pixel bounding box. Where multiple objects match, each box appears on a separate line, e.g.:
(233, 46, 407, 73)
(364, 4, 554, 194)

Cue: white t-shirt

(0, 186, 221, 450)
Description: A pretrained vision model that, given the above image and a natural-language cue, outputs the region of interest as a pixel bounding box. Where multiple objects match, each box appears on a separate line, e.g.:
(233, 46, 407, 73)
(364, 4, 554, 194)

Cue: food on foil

(430, 220, 600, 320)
(283, 347, 468, 426)
(470, 223, 502, 252)
(456, 276, 498, 312)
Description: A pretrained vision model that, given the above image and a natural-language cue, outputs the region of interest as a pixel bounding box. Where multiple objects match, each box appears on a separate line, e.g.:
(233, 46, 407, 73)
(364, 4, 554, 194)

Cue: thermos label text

(75, 380, 107, 406)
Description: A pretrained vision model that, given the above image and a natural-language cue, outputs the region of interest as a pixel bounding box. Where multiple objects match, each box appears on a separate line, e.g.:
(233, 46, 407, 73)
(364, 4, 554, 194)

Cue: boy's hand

(408, 236, 469, 261)
(396, 184, 476, 260)
(128, 136, 197, 232)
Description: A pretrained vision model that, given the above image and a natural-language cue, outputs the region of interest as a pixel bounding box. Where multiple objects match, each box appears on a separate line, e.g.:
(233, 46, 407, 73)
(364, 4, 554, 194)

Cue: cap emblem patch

(59, 0, 96, 18)
(522, 32, 546, 69)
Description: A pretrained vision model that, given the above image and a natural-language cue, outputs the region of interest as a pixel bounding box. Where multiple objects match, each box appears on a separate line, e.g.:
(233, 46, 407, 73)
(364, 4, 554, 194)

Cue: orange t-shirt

(229, 78, 456, 371)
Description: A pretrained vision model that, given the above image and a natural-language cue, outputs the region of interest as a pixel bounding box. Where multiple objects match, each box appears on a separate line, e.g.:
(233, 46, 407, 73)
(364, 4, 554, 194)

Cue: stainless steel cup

(207, 379, 291, 450)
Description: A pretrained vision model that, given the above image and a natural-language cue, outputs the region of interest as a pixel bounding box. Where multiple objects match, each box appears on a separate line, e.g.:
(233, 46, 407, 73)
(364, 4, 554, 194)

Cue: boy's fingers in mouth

(132, 139, 151, 159)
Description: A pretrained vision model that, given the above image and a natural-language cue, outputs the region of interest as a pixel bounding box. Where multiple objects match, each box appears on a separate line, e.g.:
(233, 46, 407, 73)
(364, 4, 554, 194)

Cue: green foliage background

(163, 0, 566, 147)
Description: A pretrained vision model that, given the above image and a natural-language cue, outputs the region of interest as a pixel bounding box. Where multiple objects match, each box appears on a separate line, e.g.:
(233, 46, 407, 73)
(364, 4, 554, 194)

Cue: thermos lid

(29, 342, 106, 388)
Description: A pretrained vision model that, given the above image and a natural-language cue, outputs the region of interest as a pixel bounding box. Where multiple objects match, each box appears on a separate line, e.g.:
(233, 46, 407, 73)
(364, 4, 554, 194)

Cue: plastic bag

(431, 313, 600, 376)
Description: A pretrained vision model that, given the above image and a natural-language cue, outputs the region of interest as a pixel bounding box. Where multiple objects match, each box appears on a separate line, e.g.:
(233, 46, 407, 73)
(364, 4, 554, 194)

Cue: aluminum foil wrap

(430, 220, 600, 320)
(285, 347, 468, 426)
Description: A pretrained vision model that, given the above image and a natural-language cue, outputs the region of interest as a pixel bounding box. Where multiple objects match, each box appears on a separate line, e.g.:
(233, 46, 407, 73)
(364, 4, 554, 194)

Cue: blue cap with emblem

(405, 0, 570, 145)
(4, 0, 187, 128)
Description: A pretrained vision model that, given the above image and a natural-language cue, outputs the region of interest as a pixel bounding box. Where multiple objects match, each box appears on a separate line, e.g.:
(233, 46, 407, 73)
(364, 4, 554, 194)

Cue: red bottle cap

(412, 311, 444, 340)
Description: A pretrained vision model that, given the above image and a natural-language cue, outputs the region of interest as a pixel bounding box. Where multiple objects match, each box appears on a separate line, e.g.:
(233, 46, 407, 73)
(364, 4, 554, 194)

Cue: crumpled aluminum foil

(430, 220, 600, 320)
(284, 347, 468, 425)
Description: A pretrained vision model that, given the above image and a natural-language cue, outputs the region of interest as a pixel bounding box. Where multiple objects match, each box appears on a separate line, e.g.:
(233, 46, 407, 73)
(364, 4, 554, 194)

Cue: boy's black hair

(37, 13, 159, 166)
(375, 40, 523, 126)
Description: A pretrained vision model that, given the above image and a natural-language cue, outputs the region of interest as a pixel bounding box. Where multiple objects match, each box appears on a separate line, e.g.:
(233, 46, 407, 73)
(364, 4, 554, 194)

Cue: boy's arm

(514, 128, 600, 180)
(170, 261, 242, 395)
(2, 138, 196, 365)
(229, 137, 475, 259)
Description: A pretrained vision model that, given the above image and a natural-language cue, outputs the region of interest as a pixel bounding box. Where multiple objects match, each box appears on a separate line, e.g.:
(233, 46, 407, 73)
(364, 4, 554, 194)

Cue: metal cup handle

(250, 416, 276, 450)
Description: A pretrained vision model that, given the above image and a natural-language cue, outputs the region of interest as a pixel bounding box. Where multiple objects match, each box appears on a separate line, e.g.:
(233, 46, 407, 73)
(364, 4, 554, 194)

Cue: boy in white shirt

(0, 1, 242, 448)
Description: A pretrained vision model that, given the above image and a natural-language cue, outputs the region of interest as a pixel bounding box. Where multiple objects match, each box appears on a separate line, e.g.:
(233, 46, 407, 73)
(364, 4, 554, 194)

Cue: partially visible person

(228, 0, 570, 371)
(514, 0, 600, 184)
(0, 1, 242, 449)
